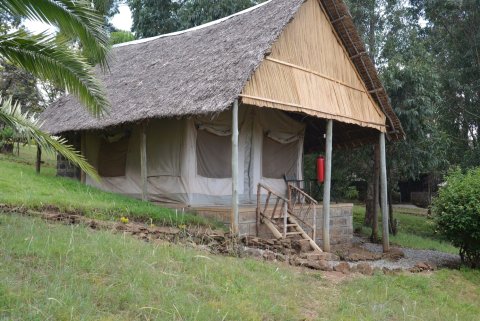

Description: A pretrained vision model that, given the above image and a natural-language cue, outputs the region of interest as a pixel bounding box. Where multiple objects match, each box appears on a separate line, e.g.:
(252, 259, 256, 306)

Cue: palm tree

(0, 0, 112, 178)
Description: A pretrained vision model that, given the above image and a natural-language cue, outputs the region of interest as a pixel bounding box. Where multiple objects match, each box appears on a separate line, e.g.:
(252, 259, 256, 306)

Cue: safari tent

(41, 0, 404, 251)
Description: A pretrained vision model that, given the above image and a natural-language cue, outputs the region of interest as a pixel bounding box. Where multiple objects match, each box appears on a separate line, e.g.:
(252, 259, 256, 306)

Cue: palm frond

(0, 96, 100, 181)
(0, 0, 110, 69)
(0, 30, 109, 116)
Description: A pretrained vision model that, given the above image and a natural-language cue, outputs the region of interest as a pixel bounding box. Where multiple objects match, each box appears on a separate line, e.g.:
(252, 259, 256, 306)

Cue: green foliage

(425, 0, 480, 169)
(344, 0, 446, 186)
(0, 97, 99, 180)
(0, 61, 44, 113)
(0, 125, 13, 143)
(177, 0, 264, 28)
(128, 0, 182, 38)
(432, 168, 480, 267)
(0, 0, 110, 116)
(353, 205, 457, 253)
(110, 30, 135, 45)
(344, 186, 359, 200)
(128, 0, 265, 38)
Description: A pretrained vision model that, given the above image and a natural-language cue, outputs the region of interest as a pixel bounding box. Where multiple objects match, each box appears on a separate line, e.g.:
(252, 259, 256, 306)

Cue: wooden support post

(256, 184, 260, 236)
(80, 132, 86, 184)
(231, 99, 239, 235)
(283, 201, 288, 238)
(35, 145, 41, 174)
(313, 205, 317, 241)
(372, 143, 380, 241)
(380, 132, 390, 252)
(140, 123, 148, 201)
(322, 119, 333, 252)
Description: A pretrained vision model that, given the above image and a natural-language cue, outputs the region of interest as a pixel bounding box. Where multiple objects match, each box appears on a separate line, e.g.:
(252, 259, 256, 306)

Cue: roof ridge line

(113, 0, 274, 48)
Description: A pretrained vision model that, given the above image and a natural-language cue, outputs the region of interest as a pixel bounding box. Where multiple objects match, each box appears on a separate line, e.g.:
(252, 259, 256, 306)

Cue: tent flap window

(147, 119, 183, 177)
(262, 132, 299, 179)
(98, 134, 129, 177)
(196, 127, 232, 178)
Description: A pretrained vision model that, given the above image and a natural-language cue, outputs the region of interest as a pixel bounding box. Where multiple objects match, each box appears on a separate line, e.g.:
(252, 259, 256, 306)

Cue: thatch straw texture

(320, 0, 404, 139)
(241, 0, 386, 132)
(40, 0, 304, 134)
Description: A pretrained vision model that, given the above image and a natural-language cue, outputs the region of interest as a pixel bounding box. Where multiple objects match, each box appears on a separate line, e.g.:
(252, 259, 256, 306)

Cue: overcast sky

(23, 3, 133, 34)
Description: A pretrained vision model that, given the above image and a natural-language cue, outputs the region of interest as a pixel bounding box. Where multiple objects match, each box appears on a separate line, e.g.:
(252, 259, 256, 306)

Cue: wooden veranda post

(140, 123, 148, 201)
(80, 132, 86, 183)
(380, 132, 390, 252)
(35, 145, 41, 174)
(322, 119, 333, 252)
(231, 99, 239, 235)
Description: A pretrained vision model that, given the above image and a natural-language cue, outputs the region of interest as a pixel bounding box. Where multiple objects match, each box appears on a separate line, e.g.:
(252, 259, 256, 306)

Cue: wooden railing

(287, 183, 318, 241)
(256, 183, 290, 238)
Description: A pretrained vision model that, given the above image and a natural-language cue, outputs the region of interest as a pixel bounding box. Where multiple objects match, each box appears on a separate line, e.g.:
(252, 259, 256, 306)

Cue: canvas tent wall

(83, 106, 304, 206)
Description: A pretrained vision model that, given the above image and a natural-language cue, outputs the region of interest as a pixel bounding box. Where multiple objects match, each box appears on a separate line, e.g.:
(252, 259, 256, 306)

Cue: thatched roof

(40, 0, 404, 140)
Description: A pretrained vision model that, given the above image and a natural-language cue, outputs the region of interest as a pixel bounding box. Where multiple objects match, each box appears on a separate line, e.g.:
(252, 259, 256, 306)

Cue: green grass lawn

(1, 214, 479, 320)
(353, 206, 458, 254)
(0, 152, 211, 227)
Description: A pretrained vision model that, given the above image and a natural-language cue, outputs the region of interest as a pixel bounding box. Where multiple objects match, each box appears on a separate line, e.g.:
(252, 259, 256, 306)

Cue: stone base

(192, 203, 353, 246)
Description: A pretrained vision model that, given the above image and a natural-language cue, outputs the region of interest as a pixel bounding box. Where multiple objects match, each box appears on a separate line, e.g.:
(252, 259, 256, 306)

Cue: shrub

(344, 186, 359, 200)
(432, 168, 480, 268)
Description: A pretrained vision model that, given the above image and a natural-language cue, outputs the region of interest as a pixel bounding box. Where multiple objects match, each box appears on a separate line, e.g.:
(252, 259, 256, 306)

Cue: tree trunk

(388, 188, 397, 235)
(364, 146, 375, 227)
(35, 146, 41, 174)
(371, 143, 380, 242)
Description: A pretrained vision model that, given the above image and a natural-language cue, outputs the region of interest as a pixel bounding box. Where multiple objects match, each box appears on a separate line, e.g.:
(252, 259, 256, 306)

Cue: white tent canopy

(85, 106, 305, 206)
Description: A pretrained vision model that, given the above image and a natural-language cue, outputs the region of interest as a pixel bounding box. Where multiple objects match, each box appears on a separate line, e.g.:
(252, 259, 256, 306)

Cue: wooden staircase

(256, 183, 322, 252)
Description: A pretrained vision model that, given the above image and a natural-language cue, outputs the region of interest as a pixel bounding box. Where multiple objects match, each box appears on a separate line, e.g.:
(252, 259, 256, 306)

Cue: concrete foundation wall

(193, 203, 354, 246)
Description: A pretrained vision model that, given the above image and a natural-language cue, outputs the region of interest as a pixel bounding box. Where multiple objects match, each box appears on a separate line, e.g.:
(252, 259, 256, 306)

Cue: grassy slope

(0, 154, 210, 227)
(353, 206, 458, 254)
(1, 214, 479, 321)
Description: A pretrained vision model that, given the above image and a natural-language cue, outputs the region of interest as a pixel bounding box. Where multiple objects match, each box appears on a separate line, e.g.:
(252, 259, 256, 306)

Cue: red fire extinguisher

(316, 156, 325, 183)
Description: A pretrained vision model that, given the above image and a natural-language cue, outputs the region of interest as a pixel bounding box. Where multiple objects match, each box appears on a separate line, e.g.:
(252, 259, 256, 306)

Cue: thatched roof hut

(41, 0, 404, 250)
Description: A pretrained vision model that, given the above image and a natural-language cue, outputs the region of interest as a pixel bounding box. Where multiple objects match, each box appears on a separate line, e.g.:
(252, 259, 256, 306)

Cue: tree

(0, 10, 43, 114)
(110, 30, 136, 45)
(0, 0, 112, 177)
(128, 0, 265, 38)
(92, 0, 120, 31)
(342, 0, 446, 237)
(0, 0, 110, 116)
(0, 61, 43, 113)
(177, 0, 264, 29)
(128, 0, 182, 38)
(425, 0, 480, 169)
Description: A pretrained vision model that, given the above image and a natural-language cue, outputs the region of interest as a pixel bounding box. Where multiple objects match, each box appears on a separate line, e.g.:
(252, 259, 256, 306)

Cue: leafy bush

(0, 126, 14, 153)
(432, 168, 480, 268)
(110, 31, 135, 45)
(344, 186, 359, 200)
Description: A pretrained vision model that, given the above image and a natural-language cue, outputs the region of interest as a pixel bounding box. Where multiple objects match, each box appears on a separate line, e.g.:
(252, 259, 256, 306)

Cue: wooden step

(276, 223, 297, 227)
(285, 231, 303, 235)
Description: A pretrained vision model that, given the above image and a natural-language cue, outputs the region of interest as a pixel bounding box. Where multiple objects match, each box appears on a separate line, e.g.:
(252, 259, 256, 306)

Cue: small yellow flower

(178, 224, 187, 230)
(120, 216, 129, 224)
